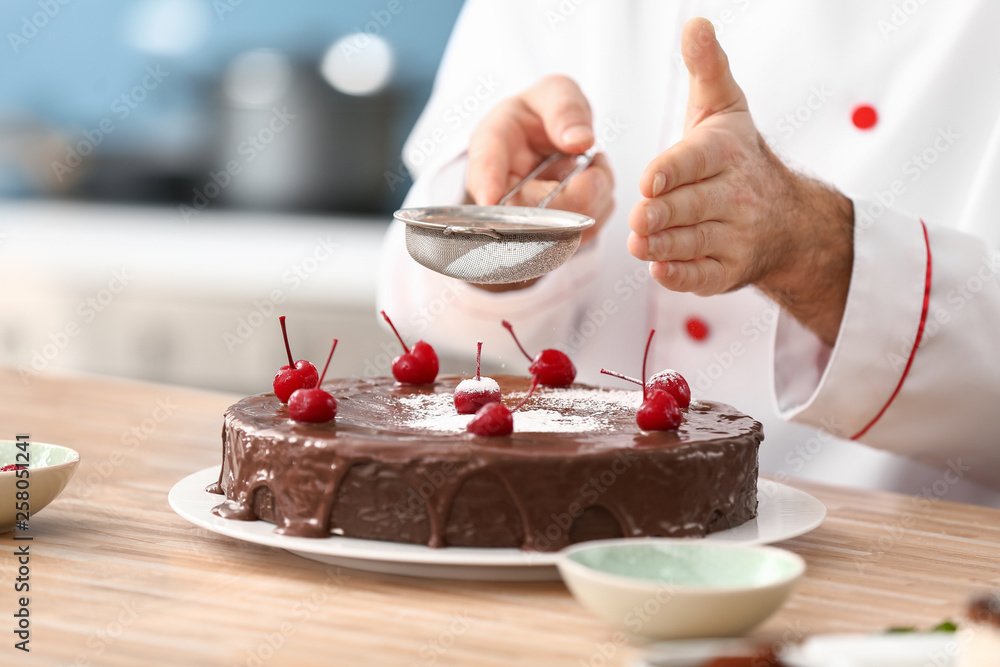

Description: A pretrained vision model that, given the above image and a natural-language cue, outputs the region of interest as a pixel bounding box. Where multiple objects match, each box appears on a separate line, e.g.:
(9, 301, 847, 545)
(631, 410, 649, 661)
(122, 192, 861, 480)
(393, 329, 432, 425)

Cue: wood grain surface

(1, 367, 998, 666)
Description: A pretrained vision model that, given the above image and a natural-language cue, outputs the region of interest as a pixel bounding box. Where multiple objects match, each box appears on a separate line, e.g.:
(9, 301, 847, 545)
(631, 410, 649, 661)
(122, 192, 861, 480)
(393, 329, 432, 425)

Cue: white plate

(169, 467, 826, 581)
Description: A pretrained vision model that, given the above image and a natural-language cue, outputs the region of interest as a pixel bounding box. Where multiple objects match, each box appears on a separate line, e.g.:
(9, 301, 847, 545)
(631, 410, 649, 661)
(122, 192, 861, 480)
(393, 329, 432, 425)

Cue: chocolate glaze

(209, 375, 763, 551)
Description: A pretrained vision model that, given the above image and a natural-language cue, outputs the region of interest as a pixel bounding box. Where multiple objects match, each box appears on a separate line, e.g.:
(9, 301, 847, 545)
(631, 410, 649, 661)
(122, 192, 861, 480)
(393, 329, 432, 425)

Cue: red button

(852, 104, 878, 130)
(685, 317, 710, 342)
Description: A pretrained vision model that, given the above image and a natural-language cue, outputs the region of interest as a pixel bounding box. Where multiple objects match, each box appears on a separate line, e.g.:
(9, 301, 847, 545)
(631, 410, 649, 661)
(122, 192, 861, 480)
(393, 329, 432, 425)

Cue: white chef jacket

(378, 0, 1000, 504)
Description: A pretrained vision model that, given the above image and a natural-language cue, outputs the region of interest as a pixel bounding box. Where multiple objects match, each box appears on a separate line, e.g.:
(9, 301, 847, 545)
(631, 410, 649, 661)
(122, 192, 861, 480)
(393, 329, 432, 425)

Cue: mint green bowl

(0, 441, 80, 533)
(557, 539, 805, 640)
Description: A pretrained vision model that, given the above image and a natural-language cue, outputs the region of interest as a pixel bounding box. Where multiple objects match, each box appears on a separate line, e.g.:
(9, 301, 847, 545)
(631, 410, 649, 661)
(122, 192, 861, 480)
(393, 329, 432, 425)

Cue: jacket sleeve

(376, 0, 601, 362)
(773, 197, 1000, 489)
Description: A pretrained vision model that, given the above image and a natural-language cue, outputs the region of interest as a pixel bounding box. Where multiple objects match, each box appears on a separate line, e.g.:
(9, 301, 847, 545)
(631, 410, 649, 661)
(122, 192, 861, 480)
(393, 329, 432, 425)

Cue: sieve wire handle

(497, 151, 597, 208)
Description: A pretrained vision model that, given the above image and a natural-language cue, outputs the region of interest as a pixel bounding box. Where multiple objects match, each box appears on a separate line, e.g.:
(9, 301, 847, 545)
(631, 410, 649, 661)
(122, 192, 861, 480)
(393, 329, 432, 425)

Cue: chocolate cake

(208, 375, 763, 552)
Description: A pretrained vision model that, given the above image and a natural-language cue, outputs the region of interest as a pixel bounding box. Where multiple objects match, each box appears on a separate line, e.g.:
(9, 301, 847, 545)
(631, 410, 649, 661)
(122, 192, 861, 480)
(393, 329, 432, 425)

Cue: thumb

(681, 18, 747, 128)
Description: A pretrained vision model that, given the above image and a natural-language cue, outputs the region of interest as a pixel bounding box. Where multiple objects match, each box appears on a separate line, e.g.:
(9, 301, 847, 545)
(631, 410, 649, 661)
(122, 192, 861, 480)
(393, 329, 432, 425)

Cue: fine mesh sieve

(395, 152, 596, 284)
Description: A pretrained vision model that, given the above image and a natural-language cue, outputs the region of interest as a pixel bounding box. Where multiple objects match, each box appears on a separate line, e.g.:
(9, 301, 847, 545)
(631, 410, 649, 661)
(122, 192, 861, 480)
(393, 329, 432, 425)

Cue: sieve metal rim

(394, 204, 595, 238)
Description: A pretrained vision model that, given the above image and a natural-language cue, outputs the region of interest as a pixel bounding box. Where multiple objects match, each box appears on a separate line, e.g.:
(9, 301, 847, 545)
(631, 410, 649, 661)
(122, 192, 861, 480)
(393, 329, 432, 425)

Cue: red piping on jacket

(851, 220, 932, 440)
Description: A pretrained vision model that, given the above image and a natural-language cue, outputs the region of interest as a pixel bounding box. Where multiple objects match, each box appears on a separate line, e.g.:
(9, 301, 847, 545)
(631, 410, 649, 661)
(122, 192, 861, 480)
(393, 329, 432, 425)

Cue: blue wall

(0, 0, 466, 208)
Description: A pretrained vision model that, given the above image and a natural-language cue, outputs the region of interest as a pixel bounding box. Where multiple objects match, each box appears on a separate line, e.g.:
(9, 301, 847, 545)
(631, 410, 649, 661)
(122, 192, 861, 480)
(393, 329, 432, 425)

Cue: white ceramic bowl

(0, 440, 80, 533)
(557, 539, 805, 640)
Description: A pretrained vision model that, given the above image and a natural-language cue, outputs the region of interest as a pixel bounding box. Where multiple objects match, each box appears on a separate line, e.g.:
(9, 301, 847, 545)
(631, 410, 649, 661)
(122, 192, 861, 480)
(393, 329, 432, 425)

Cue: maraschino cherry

(381, 310, 439, 384)
(599, 368, 691, 409)
(289, 339, 338, 423)
(466, 402, 513, 437)
(273, 315, 319, 403)
(636, 389, 682, 432)
(645, 370, 691, 409)
(454, 341, 502, 414)
(502, 320, 575, 387)
(602, 330, 682, 431)
(467, 377, 540, 437)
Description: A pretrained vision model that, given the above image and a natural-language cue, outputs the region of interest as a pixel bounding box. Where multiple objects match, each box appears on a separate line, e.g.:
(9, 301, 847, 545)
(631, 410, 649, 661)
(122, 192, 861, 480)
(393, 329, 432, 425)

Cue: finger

(682, 18, 748, 127)
(509, 153, 614, 219)
(638, 129, 730, 197)
(649, 257, 730, 296)
(627, 220, 730, 262)
(630, 179, 726, 235)
(467, 106, 524, 205)
(544, 152, 614, 212)
(522, 74, 594, 154)
(512, 167, 610, 216)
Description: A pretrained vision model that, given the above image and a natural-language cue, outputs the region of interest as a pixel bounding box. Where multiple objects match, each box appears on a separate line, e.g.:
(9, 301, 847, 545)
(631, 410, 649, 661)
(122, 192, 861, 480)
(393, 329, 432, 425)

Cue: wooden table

(2, 368, 998, 666)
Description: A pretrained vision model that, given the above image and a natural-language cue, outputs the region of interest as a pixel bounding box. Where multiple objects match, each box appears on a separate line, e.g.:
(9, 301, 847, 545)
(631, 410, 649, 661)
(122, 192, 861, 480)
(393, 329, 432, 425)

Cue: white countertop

(0, 200, 397, 392)
(0, 200, 388, 305)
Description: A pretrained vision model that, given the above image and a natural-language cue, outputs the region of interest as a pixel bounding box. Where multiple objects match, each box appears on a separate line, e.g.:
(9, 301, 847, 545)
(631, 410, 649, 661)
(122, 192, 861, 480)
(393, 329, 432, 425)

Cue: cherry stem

(513, 376, 541, 412)
(315, 339, 338, 388)
(475, 340, 483, 382)
(381, 310, 409, 354)
(502, 320, 533, 362)
(600, 368, 642, 386)
(641, 329, 655, 400)
(279, 315, 294, 367)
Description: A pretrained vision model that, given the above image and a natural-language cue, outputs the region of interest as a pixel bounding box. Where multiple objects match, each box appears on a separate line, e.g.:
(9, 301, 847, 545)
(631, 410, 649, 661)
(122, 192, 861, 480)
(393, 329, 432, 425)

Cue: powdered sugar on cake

(398, 386, 642, 434)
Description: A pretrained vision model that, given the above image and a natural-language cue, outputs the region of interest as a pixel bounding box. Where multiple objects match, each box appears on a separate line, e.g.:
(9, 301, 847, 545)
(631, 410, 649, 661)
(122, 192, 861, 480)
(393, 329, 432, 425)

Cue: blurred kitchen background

(0, 0, 468, 393)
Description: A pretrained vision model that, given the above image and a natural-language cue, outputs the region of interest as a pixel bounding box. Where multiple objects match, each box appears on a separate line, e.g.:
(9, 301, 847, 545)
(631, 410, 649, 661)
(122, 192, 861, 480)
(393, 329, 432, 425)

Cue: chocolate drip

(206, 423, 227, 495)
(212, 376, 763, 551)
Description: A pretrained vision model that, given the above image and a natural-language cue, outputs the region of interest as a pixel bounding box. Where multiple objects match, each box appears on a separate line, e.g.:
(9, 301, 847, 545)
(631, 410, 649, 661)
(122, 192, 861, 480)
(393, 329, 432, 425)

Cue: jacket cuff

(773, 200, 932, 438)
